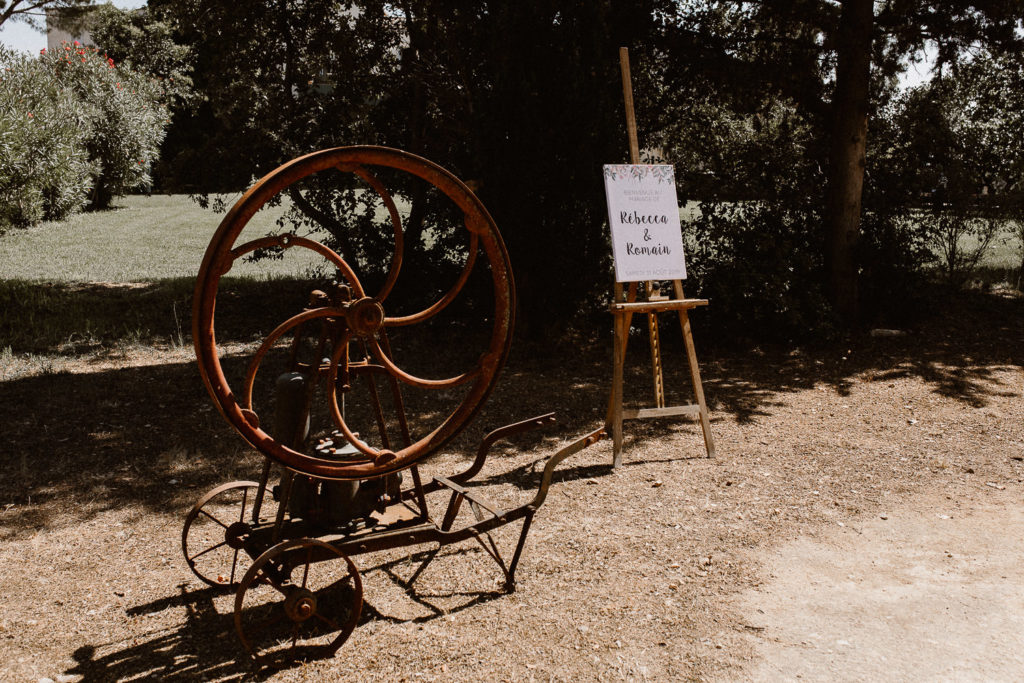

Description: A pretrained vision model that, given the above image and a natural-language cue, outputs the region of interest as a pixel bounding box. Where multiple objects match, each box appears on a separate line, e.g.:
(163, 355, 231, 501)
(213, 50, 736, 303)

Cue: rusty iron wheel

(181, 481, 273, 590)
(233, 537, 363, 667)
(193, 146, 515, 481)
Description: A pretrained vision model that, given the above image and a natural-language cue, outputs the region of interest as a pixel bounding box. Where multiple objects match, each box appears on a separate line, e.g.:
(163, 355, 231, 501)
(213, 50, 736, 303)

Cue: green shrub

(0, 47, 92, 231)
(0, 41, 172, 231)
(45, 40, 169, 209)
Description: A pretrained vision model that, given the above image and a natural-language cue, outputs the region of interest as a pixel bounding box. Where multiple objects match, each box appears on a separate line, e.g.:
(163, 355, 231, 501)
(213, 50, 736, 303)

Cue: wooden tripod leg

(606, 282, 638, 467)
(677, 308, 715, 458)
(608, 311, 627, 467)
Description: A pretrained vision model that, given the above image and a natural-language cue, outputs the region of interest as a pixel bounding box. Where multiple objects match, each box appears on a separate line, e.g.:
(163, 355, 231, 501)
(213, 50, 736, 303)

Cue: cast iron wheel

(181, 481, 276, 590)
(234, 538, 363, 667)
(193, 146, 514, 480)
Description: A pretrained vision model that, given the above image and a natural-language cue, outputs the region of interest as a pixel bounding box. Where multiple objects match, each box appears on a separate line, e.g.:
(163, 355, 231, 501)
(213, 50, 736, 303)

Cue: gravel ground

(1, 290, 1021, 682)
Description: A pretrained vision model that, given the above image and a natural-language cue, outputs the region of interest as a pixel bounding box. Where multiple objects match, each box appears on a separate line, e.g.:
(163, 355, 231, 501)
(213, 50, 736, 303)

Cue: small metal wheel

(234, 538, 363, 667)
(181, 481, 275, 590)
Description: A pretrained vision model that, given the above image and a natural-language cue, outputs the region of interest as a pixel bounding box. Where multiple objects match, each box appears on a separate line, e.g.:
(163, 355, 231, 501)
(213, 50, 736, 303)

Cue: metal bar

(360, 339, 392, 450)
(271, 471, 294, 544)
(467, 526, 508, 578)
(379, 332, 413, 447)
(409, 465, 429, 520)
(251, 458, 273, 525)
(529, 427, 606, 509)
(440, 491, 465, 532)
(505, 513, 535, 590)
(335, 506, 531, 558)
(449, 413, 556, 485)
(434, 476, 502, 518)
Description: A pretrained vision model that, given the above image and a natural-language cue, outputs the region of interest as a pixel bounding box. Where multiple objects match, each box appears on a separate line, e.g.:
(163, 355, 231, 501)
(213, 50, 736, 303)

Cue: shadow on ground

(62, 546, 509, 682)
(1, 290, 1021, 538)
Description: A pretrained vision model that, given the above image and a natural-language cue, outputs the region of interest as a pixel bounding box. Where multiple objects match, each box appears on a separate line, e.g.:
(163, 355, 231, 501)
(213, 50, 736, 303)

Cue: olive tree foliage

(0, 46, 91, 229)
(0, 41, 171, 228)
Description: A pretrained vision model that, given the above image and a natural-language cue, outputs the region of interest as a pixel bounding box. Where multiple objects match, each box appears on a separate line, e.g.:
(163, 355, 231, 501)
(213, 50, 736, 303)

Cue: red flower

(73, 40, 80, 46)
(27, 112, 33, 118)
(40, 48, 46, 54)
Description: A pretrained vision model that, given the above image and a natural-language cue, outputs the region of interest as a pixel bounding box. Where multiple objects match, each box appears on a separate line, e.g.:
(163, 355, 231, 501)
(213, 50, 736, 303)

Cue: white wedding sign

(603, 164, 686, 283)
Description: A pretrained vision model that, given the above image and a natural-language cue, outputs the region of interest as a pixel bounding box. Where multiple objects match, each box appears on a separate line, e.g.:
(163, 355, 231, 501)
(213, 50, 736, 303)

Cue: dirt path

(732, 492, 1024, 682)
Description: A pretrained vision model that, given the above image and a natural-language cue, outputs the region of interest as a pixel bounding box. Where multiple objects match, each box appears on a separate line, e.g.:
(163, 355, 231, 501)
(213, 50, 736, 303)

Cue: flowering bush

(46, 40, 170, 209)
(0, 46, 92, 229)
(0, 40, 171, 229)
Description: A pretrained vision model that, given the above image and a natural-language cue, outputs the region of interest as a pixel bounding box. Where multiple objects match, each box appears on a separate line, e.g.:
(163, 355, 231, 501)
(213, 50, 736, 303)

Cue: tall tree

(825, 0, 873, 321)
(660, 1, 1023, 324)
(0, 0, 93, 30)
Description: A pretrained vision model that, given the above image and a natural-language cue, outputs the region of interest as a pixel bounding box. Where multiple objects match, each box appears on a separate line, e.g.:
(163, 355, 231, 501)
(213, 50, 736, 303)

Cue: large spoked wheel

(234, 538, 363, 667)
(193, 146, 514, 480)
(181, 481, 276, 590)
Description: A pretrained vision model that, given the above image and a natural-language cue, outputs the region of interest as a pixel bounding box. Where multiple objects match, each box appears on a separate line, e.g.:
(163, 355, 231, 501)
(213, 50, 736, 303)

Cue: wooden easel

(605, 47, 715, 467)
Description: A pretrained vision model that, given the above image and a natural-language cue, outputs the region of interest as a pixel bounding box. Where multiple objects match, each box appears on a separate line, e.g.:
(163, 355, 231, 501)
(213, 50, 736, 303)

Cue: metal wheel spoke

(198, 509, 230, 530)
(243, 307, 347, 408)
(188, 540, 228, 562)
(366, 337, 481, 389)
(384, 232, 478, 326)
(314, 613, 341, 632)
(182, 482, 264, 589)
(352, 166, 403, 301)
(301, 548, 312, 588)
(226, 234, 364, 295)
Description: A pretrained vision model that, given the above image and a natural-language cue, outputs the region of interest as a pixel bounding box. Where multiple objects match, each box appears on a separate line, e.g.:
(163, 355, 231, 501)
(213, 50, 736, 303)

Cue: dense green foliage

(147, 0, 1022, 337)
(7, 1, 1021, 339)
(0, 39, 174, 230)
(150, 0, 666, 330)
(0, 46, 92, 228)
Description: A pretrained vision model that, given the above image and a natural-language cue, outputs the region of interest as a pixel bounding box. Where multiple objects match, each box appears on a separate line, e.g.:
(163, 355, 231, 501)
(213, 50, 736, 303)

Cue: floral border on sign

(603, 164, 675, 184)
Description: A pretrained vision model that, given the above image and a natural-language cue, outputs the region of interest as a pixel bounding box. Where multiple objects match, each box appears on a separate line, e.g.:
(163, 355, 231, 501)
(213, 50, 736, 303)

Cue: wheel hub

(225, 521, 251, 550)
(284, 588, 317, 622)
(347, 297, 384, 337)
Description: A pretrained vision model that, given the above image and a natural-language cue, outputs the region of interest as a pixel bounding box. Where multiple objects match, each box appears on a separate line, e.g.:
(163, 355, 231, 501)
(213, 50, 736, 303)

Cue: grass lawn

(0, 193, 320, 282)
(0, 194, 328, 354)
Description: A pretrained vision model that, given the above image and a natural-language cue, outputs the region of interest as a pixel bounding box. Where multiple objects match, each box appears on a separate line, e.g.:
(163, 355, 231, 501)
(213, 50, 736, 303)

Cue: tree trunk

(825, 0, 873, 324)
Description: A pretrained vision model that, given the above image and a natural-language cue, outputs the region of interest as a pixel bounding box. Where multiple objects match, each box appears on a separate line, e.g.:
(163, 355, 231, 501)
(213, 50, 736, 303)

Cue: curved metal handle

(449, 412, 558, 484)
(530, 427, 606, 509)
